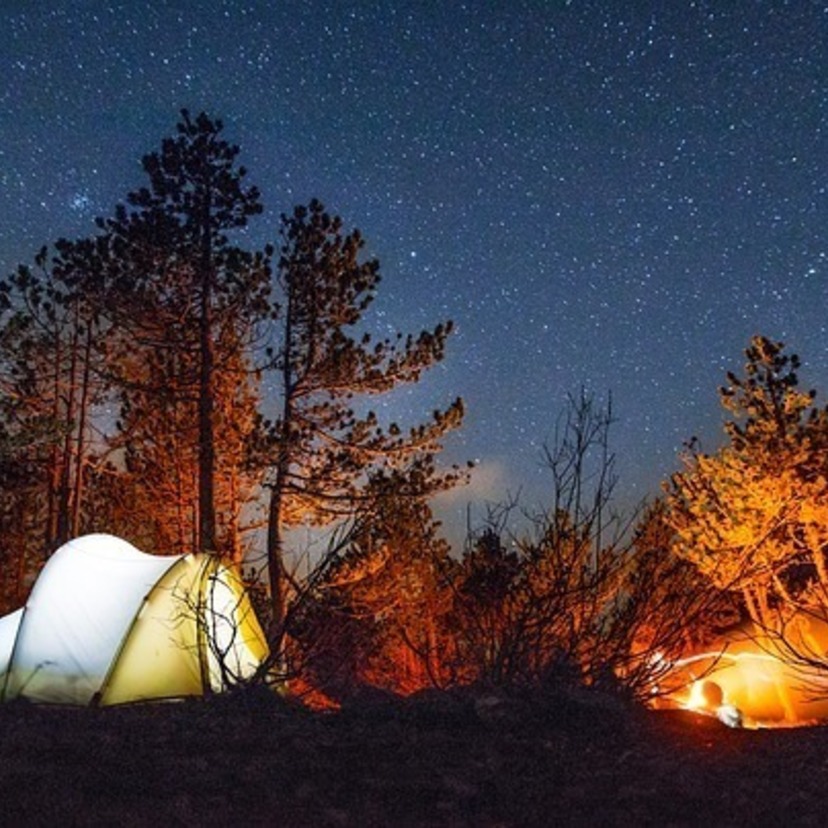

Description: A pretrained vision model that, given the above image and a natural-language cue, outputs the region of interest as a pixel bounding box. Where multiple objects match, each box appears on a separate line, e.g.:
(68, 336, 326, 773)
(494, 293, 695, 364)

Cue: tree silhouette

(0, 238, 112, 561)
(443, 391, 652, 692)
(292, 469, 454, 697)
(262, 199, 464, 634)
(101, 110, 270, 554)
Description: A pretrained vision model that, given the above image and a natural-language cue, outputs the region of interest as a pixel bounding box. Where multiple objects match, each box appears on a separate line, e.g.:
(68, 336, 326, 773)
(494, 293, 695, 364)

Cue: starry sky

(2, 1, 827, 543)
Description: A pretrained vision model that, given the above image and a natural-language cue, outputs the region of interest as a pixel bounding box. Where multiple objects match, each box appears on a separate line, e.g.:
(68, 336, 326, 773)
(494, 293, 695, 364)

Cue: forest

(3, 111, 828, 712)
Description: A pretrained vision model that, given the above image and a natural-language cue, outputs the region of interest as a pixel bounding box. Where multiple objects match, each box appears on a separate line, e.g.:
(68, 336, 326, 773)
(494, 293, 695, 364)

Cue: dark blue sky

(2, 1, 827, 540)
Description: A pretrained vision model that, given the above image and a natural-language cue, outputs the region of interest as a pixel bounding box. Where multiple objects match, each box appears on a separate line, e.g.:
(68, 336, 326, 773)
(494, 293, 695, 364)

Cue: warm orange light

(687, 677, 724, 711)
(662, 644, 828, 727)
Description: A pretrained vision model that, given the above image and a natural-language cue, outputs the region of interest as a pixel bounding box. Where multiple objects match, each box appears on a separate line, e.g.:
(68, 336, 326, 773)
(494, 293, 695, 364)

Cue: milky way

(2, 1, 826, 541)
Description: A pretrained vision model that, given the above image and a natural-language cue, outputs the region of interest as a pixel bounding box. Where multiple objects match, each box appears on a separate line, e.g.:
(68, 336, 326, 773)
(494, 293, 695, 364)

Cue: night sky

(2, 1, 827, 542)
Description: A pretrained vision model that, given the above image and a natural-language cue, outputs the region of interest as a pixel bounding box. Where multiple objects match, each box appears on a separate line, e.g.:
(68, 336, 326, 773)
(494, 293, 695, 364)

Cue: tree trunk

(266, 285, 296, 641)
(227, 464, 242, 565)
(56, 305, 86, 547)
(197, 203, 217, 554)
(70, 321, 95, 537)
(266, 483, 286, 643)
(45, 328, 64, 557)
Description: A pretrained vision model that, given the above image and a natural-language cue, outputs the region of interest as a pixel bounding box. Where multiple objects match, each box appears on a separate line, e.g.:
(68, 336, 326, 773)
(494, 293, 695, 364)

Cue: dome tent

(0, 534, 269, 705)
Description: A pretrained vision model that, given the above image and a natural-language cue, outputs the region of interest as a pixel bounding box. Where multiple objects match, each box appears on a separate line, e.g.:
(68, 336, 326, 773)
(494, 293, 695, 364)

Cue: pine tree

(101, 110, 270, 554)
(0, 239, 110, 556)
(666, 336, 828, 625)
(262, 199, 464, 634)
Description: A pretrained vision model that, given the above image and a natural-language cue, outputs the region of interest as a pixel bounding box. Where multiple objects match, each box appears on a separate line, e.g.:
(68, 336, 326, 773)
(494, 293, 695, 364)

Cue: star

(1, 1, 826, 545)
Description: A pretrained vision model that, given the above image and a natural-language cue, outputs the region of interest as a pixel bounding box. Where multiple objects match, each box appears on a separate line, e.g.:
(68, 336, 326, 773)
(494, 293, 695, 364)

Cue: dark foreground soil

(0, 686, 826, 826)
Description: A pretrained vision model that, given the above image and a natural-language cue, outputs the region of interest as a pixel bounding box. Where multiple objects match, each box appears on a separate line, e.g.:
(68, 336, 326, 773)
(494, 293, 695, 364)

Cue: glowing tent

(664, 618, 828, 726)
(0, 534, 269, 705)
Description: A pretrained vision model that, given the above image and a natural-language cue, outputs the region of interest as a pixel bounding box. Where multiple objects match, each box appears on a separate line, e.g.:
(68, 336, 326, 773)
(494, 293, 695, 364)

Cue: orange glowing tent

(668, 619, 828, 726)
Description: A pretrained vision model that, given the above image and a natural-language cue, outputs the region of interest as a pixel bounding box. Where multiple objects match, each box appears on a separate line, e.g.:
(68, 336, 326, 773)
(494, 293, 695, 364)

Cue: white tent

(0, 534, 269, 705)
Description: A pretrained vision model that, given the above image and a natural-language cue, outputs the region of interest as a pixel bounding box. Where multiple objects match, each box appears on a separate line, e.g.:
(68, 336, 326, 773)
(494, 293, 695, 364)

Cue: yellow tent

(0, 534, 269, 705)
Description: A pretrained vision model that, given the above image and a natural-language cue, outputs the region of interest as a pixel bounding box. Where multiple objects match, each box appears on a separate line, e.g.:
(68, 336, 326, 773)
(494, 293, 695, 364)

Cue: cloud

(432, 458, 512, 508)
(431, 459, 525, 549)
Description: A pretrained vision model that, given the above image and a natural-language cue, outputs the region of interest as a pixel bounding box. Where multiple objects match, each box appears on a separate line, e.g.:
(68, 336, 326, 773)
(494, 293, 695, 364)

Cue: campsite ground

(0, 687, 826, 826)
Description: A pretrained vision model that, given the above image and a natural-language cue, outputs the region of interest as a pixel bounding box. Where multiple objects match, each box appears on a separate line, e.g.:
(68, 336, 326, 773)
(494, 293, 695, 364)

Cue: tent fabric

(0, 534, 269, 705)
(0, 608, 23, 681)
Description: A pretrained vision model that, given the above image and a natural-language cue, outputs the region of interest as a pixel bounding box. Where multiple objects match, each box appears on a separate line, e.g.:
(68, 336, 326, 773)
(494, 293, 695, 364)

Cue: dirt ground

(0, 686, 826, 826)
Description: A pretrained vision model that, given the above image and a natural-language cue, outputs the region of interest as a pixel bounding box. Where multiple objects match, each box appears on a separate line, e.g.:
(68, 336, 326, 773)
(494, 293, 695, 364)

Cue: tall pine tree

(263, 199, 464, 633)
(101, 110, 270, 554)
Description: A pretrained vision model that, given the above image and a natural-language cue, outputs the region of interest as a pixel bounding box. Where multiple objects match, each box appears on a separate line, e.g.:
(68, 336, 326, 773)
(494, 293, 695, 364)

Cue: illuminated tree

(290, 469, 454, 698)
(262, 199, 464, 633)
(0, 239, 112, 564)
(102, 311, 262, 559)
(666, 336, 828, 626)
(101, 110, 270, 555)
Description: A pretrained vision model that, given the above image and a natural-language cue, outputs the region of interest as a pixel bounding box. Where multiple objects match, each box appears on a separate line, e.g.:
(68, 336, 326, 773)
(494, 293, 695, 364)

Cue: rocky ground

(0, 686, 826, 826)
